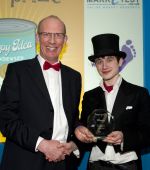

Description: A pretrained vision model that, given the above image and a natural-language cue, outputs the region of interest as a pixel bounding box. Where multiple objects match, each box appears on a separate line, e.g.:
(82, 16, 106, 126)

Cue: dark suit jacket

(78, 79, 150, 168)
(0, 57, 81, 170)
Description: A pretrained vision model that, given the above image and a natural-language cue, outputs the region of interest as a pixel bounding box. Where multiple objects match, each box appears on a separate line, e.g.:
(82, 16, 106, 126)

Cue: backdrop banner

(84, 0, 143, 91)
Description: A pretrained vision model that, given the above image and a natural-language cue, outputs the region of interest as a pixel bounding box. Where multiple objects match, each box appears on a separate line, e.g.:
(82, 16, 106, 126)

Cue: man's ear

(119, 58, 124, 67)
(36, 33, 39, 44)
(64, 34, 68, 44)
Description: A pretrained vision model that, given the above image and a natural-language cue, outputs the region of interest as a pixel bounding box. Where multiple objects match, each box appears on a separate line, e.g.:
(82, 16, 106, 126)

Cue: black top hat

(88, 33, 126, 62)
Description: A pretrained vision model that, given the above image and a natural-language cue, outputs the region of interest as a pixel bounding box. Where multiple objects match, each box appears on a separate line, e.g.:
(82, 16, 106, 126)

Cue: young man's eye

(95, 60, 102, 65)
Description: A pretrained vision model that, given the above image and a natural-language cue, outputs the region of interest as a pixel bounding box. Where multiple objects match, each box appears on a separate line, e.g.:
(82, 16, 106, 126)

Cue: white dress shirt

(89, 76, 138, 164)
(35, 55, 69, 150)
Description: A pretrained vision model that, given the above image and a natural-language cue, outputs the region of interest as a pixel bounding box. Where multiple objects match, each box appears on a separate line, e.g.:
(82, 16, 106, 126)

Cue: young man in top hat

(75, 33, 150, 170)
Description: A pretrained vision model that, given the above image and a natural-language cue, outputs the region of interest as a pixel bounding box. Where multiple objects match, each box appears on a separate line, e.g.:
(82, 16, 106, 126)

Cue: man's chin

(103, 77, 112, 81)
(103, 74, 119, 82)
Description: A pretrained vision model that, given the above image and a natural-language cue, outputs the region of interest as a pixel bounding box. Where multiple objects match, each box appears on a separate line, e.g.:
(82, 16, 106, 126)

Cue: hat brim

(88, 51, 126, 62)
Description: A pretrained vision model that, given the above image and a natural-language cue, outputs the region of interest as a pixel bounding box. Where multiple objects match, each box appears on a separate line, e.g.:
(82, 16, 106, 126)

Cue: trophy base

(93, 136, 106, 142)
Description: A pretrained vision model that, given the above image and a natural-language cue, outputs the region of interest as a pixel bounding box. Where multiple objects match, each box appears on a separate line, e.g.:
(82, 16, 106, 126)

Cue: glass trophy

(87, 109, 114, 141)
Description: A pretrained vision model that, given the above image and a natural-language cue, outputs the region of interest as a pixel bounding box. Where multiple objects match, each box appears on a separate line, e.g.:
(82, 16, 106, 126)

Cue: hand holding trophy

(87, 109, 115, 142)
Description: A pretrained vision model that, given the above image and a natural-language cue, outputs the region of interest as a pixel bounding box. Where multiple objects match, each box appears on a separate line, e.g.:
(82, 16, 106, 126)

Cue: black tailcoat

(79, 80, 150, 169)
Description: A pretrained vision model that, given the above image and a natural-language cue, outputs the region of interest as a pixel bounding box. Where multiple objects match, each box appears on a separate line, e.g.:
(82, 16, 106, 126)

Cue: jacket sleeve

(0, 64, 40, 152)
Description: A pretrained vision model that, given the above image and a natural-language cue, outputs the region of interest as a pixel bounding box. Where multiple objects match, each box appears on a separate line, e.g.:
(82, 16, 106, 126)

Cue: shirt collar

(37, 55, 59, 69)
(100, 75, 122, 92)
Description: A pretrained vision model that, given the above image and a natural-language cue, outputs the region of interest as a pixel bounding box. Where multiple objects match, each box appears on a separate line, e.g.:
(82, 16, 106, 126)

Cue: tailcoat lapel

(97, 87, 107, 110)
(111, 80, 131, 119)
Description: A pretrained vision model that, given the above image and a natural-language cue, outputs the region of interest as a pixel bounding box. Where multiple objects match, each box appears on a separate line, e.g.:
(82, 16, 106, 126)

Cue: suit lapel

(61, 64, 70, 120)
(27, 57, 52, 105)
(112, 80, 131, 118)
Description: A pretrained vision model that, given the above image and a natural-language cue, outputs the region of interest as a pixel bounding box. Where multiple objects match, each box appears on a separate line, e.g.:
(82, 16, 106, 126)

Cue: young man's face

(37, 17, 67, 64)
(95, 56, 123, 83)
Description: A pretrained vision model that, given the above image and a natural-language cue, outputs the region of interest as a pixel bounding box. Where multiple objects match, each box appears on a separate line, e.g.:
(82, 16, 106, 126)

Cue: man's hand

(75, 126, 95, 143)
(57, 141, 77, 156)
(37, 139, 65, 162)
(103, 131, 123, 145)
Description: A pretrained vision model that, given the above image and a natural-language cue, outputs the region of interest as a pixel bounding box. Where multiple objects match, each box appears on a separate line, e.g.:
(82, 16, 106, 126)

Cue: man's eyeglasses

(38, 32, 65, 40)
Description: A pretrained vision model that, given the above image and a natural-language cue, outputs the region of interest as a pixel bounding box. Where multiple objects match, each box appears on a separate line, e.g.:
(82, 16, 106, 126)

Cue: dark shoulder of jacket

(61, 63, 81, 77)
(121, 79, 149, 94)
(8, 57, 36, 68)
(84, 86, 103, 97)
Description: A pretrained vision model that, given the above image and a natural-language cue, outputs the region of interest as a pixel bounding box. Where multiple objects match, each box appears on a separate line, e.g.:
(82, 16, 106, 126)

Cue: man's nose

(48, 34, 56, 43)
(102, 60, 107, 68)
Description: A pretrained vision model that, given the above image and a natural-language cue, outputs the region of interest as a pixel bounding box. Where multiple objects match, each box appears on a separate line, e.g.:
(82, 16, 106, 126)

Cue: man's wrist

(36, 137, 44, 152)
(70, 141, 80, 158)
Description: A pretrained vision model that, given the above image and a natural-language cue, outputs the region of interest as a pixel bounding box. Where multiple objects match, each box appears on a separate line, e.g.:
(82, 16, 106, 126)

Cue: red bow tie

(103, 83, 113, 92)
(43, 61, 60, 71)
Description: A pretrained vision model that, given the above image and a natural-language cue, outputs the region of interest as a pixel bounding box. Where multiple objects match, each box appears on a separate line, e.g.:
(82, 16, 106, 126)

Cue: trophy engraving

(87, 109, 114, 141)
